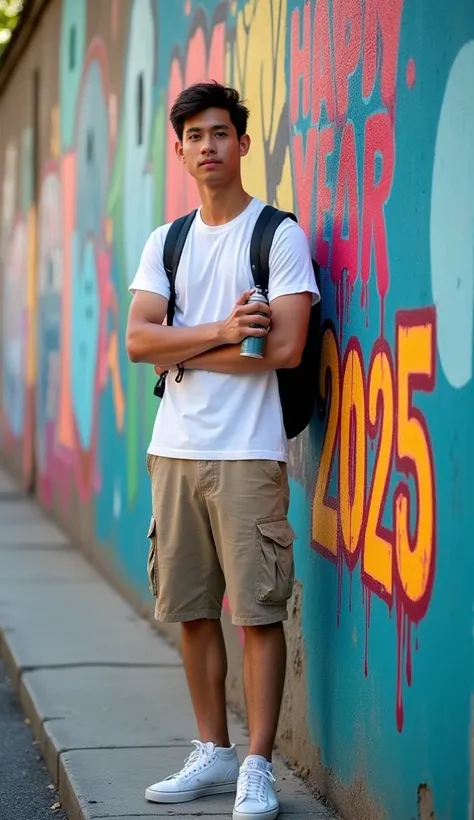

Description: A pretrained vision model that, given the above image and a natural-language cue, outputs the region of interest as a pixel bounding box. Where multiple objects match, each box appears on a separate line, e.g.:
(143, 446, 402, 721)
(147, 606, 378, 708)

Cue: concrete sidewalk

(0, 466, 334, 820)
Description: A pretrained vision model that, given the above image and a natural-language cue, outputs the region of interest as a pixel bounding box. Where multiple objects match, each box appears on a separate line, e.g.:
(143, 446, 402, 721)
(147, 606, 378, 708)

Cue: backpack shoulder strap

(249, 206, 298, 293)
(163, 209, 197, 326)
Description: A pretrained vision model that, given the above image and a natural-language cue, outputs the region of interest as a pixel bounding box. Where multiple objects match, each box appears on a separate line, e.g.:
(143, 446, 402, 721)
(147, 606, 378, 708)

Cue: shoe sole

(146, 781, 237, 803)
(233, 808, 279, 820)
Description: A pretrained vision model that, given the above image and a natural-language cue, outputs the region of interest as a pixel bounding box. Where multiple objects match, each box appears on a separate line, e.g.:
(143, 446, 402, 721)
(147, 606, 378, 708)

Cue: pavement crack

(90, 814, 231, 818)
(17, 662, 181, 673)
(58, 744, 191, 753)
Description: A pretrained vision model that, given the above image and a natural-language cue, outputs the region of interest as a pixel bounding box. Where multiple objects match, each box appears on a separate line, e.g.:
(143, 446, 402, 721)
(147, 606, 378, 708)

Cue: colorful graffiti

(1, 2, 474, 819)
(1, 129, 36, 481)
(31, 2, 125, 506)
(36, 162, 62, 486)
(288, 0, 438, 731)
(284, 1, 474, 818)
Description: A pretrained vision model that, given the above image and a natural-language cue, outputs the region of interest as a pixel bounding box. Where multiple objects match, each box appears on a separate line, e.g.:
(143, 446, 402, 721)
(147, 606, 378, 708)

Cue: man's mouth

(200, 159, 221, 167)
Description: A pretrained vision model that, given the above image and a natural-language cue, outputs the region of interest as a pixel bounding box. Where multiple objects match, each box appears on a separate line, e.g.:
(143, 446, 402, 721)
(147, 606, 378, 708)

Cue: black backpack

(154, 205, 321, 440)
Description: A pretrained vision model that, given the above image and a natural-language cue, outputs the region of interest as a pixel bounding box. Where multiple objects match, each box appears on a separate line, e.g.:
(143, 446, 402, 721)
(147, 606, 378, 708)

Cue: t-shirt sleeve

(267, 219, 321, 305)
(128, 226, 170, 299)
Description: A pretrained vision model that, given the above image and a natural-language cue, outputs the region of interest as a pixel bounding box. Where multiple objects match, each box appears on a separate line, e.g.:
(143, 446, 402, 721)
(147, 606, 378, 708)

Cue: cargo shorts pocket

(147, 516, 158, 598)
(256, 517, 296, 605)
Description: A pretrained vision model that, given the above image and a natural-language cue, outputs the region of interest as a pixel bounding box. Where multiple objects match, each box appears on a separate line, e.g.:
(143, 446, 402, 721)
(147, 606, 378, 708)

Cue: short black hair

(170, 81, 249, 141)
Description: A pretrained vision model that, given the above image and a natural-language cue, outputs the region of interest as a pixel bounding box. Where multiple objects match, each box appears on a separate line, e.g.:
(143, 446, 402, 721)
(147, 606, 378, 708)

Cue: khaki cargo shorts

(146, 455, 295, 626)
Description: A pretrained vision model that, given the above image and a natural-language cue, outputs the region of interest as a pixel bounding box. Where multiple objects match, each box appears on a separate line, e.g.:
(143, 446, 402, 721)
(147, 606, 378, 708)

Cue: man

(126, 81, 319, 820)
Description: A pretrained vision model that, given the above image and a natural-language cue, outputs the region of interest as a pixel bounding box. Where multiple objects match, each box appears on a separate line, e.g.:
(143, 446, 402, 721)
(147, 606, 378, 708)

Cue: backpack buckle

(153, 372, 168, 398)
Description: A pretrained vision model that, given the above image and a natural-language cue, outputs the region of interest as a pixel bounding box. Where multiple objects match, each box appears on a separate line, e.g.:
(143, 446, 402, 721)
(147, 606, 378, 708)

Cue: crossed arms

(126, 289, 312, 375)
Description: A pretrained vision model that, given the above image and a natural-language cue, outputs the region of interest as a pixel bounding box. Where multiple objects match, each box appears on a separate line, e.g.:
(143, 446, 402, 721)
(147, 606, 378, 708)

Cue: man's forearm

(126, 321, 223, 366)
(186, 333, 295, 374)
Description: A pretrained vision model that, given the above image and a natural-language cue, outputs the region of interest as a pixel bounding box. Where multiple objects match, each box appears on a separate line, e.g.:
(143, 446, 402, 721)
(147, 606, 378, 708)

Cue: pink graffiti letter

(290, 2, 311, 124)
(316, 125, 334, 269)
(332, 0, 362, 120)
(332, 121, 359, 284)
(292, 127, 318, 239)
(361, 113, 395, 300)
(363, 0, 404, 109)
(312, 0, 336, 124)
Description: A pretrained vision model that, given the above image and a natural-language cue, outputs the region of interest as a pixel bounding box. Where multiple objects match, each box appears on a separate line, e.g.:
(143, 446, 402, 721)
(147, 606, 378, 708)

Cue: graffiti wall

(0, 1, 473, 818)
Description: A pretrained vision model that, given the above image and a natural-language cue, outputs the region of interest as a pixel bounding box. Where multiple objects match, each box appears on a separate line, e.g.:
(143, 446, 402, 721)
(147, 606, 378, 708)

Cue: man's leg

(145, 457, 239, 805)
(210, 459, 295, 819)
(242, 622, 286, 760)
(149, 457, 228, 745)
(181, 618, 231, 748)
(209, 459, 295, 763)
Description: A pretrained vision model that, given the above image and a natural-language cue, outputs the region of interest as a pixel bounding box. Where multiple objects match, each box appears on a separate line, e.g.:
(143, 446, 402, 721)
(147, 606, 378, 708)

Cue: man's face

(176, 107, 250, 186)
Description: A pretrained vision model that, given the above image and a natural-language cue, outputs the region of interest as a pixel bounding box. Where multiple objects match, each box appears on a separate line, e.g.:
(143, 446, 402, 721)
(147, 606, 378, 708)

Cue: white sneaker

(145, 740, 239, 803)
(233, 755, 279, 820)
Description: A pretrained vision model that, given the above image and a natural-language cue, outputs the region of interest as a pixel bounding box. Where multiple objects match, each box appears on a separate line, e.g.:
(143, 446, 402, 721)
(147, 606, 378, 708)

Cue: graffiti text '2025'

(312, 309, 437, 621)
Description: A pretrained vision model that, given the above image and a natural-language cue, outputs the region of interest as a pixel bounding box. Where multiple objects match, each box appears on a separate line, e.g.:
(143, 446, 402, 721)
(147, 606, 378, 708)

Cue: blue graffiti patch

(71, 234, 100, 450)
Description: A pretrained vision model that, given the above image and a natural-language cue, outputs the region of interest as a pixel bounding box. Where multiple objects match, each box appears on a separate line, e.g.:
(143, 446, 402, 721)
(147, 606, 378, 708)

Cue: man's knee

(182, 617, 222, 635)
(242, 622, 285, 640)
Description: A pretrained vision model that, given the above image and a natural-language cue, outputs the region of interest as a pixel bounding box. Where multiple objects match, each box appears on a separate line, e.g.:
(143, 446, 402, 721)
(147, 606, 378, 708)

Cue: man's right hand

(217, 289, 272, 345)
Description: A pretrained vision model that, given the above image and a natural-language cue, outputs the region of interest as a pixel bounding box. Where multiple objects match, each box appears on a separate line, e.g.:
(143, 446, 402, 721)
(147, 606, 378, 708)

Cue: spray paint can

(240, 288, 269, 359)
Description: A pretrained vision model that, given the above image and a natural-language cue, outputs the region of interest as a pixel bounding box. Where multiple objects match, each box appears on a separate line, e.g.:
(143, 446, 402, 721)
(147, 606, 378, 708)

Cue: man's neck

(198, 182, 252, 226)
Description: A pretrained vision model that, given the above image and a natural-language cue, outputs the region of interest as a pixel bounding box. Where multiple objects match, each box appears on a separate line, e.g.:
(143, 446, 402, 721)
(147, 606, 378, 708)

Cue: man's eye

(215, 131, 226, 138)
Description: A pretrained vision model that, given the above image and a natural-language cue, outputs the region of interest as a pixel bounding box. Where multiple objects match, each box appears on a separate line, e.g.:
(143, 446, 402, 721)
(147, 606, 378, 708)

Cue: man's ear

(239, 134, 251, 158)
(175, 140, 185, 164)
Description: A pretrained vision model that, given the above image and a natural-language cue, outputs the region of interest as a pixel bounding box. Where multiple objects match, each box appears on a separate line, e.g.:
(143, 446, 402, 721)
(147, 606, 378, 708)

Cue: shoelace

(166, 740, 212, 781)
(237, 767, 276, 803)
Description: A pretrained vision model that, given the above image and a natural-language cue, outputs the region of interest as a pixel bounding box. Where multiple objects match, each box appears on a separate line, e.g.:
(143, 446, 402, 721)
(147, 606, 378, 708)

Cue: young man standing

(126, 82, 319, 820)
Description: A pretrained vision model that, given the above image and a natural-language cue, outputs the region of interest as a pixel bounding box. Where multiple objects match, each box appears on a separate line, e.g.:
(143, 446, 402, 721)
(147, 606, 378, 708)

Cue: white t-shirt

(129, 197, 320, 462)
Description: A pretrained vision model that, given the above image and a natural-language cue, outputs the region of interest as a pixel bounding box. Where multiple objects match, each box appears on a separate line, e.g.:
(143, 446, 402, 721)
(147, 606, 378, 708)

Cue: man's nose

(200, 136, 216, 153)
